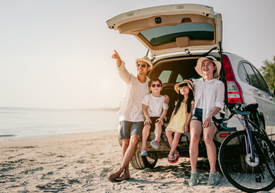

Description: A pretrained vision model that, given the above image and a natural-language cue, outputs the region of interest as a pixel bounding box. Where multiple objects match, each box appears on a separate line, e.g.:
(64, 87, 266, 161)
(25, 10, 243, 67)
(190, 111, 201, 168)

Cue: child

(166, 79, 195, 163)
(140, 79, 168, 156)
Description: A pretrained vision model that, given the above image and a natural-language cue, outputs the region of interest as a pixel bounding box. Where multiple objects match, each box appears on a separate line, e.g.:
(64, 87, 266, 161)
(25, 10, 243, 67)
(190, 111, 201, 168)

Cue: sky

(0, 0, 275, 109)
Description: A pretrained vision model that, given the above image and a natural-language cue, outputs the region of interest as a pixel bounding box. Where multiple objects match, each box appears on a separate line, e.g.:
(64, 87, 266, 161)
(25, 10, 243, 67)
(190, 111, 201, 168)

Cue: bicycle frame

(241, 114, 270, 164)
(242, 115, 256, 162)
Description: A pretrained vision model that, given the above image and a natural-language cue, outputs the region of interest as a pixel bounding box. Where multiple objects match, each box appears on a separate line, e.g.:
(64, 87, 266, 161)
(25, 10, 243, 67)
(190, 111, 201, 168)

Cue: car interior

(148, 57, 200, 121)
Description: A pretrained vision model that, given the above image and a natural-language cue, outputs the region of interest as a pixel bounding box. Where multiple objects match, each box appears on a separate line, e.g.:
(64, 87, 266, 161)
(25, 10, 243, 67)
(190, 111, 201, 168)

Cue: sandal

(168, 155, 179, 164)
(172, 151, 180, 163)
(174, 151, 180, 158)
(167, 154, 176, 163)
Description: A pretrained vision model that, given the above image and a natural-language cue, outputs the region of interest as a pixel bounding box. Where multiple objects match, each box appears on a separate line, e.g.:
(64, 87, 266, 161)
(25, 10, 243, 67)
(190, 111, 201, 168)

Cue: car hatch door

(107, 4, 222, 57)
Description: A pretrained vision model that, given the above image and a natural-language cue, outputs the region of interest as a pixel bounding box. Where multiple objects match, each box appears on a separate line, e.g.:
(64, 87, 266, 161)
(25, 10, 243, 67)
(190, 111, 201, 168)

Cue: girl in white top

(188, 56, 225, 186)
(140, 79, 168, 156)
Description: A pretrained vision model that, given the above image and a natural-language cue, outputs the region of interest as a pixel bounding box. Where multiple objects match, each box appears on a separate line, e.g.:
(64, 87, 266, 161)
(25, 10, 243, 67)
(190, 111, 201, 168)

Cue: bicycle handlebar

(233, 102, 250, 116)
(212, 102, 251, 130)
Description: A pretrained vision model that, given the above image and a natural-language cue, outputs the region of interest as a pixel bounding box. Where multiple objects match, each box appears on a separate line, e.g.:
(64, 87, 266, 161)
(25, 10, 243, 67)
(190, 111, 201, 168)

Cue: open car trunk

(107, 4, 222, 57)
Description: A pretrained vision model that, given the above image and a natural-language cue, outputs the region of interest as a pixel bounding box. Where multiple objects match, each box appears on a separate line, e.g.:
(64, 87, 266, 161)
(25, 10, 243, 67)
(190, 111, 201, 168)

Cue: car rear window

(140, 23, 214, 46)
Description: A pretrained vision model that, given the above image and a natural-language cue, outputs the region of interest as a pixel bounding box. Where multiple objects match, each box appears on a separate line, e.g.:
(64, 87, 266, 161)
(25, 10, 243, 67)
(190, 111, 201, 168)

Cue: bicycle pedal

(255, 174, 261, 183)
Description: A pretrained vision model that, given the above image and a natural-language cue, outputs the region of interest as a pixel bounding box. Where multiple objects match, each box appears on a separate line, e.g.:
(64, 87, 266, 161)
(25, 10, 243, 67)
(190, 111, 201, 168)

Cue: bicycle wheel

(219, 130, 275, 192)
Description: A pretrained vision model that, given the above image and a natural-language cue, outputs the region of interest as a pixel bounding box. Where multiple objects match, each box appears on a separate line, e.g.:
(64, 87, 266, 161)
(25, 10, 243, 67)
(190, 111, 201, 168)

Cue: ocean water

(0, 107, 119, 141)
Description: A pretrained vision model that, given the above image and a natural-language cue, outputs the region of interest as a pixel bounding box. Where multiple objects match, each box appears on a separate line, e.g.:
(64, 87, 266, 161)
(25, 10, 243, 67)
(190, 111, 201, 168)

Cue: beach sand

(0, 131, 273, 192)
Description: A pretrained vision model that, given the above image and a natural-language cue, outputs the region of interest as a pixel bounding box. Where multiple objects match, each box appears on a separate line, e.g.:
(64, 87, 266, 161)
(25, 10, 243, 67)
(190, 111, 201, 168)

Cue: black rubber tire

(219, 130, 275, 192)
(130, 149, 158, 169)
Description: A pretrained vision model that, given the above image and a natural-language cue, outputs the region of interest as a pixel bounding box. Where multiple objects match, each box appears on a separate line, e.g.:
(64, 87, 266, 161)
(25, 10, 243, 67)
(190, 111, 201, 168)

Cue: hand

(111, 50, 120, 60)
(144, 118, 152, 125)
(203, 117, 211, 128)
(156, 118, 163, 126)
(184, 125, 189, 132)
(164, 95, 170, 104)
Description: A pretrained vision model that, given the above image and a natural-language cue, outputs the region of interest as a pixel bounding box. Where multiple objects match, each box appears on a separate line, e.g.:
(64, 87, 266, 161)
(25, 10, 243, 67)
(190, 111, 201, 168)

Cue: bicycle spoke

(219, 131, 275, 192)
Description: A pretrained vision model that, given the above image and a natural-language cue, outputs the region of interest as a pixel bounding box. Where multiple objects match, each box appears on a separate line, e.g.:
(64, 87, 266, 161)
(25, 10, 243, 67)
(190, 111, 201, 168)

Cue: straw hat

(174, 79, 195, 96)
(195, 56, 221, 78)
(135, 56, 153, 69)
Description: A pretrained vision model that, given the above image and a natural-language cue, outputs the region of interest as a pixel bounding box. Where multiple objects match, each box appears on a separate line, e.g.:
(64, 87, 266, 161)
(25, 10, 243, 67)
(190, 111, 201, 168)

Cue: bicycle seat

(244, 103, 258, 113)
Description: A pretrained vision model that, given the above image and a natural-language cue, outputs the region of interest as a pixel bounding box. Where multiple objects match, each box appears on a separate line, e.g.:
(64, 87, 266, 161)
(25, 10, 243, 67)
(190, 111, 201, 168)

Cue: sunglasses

(136, 63, 147, 68)
(151, 84, 162, 88)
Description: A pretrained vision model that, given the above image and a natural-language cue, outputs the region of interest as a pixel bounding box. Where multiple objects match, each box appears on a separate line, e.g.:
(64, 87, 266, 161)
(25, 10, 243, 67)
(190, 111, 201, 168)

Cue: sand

(0, 131, 273, 193)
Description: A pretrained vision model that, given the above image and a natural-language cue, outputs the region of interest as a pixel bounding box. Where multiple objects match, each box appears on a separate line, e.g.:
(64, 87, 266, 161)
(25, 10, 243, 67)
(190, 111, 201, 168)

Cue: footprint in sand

(41, 171, 54, 179)
(20, 167, 44, 174)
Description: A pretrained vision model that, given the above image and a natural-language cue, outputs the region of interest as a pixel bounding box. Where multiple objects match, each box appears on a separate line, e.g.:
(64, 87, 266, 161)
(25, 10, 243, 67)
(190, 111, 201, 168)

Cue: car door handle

(269, 96, 273, 100)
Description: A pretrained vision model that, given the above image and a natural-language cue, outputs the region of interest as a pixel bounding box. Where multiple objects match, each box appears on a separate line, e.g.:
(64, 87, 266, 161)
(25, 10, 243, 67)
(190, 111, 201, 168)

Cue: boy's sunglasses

(151, 84, 162, 88)
(136, 63, 147, 68)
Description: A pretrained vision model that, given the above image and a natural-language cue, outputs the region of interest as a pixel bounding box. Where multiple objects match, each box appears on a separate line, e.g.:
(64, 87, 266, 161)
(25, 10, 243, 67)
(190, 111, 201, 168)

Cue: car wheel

(130, 150, 158, 169)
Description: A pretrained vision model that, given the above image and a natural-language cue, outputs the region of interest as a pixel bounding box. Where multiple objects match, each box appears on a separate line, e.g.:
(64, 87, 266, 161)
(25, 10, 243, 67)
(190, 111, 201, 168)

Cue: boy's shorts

(119, 121, 143, 139)
(148, 117, 162, 132)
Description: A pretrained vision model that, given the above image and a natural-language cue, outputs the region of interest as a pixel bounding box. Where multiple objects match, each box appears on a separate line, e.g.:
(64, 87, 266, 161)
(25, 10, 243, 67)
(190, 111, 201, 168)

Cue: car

(107, 4, 275, 169)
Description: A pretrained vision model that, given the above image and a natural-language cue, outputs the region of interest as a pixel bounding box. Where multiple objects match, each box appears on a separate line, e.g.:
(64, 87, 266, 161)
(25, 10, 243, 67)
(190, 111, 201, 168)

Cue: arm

(142, 104, 151, 125)
(203, 81, 225, 128)
(184, 102, 195, 132)
(111, 50, 122, 67)
(163, 95, 170, 104)
(112, 50, 131, 84)
(156, 109, 168, 126)
(203, 107, 221, 128)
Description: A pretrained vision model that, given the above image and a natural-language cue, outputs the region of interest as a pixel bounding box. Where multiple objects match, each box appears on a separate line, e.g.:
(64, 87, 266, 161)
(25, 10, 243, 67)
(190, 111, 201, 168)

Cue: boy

(140, 79, 168, 156)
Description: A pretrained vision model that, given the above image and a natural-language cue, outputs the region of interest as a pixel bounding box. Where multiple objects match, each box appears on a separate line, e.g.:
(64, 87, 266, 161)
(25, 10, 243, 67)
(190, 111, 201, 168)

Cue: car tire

(130, 150, 158, 169)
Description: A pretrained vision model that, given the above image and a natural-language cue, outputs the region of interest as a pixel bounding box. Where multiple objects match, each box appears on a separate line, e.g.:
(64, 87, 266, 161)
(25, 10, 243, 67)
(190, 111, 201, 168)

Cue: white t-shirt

(117, 61, 150, 122)
(142, 94, 169, 117)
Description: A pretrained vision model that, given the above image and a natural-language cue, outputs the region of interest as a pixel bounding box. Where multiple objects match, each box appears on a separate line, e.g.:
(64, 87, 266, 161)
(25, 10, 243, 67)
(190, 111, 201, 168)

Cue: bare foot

(116, 173, 130, 182)
(108, 171, 121, 182)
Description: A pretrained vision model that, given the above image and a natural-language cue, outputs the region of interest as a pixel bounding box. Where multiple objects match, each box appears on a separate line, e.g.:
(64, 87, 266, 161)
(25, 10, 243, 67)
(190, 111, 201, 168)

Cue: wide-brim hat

(174, 79, 195, 96)
(195, 56, 221, 78)
(135, 56, 153, 69)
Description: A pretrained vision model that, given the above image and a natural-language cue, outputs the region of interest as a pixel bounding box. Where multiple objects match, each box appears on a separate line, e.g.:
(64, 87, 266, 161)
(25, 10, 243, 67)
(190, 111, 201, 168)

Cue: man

(108, 50, 168, 182)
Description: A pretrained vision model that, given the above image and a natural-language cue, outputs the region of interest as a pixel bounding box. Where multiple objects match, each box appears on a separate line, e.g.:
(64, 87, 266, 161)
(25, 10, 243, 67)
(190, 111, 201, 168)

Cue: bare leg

(141, 125, 151, 149)
(154, 123, 162, 142)
(203, 123, 217, 173)
(122, 139, 130, 177)
(169, 132, 181, 156)
(166, 130, 174, 147)
(189, 120, 203, 172)
(109, 134, 140, 181)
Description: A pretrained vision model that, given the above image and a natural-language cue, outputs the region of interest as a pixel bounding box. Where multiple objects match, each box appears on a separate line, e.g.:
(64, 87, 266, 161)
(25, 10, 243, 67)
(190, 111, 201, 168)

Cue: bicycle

(214, 102, 275, 192)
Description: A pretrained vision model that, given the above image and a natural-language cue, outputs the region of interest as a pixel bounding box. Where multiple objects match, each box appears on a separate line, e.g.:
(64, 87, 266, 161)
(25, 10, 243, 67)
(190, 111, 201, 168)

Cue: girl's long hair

(174, 84, 194, 115)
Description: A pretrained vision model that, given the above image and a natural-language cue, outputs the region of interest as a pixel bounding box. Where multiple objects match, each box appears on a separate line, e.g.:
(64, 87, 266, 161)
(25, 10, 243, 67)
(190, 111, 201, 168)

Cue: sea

(0, 107, 119, 141)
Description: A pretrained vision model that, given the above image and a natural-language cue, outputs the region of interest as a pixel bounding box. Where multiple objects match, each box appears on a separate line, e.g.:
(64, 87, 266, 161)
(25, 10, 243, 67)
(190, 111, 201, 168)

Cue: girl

(166, 79, 195, 163)
(188, 56, 224, 186)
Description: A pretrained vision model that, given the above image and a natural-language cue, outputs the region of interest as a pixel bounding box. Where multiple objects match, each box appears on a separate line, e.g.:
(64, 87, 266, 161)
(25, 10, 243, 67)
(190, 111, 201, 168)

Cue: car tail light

(220, 133, 230, 138)
(223, 54, 244, 104)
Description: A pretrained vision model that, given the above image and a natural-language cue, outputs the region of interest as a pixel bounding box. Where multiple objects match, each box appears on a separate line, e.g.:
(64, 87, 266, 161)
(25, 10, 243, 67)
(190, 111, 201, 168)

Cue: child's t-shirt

(142, 94, 169, 117)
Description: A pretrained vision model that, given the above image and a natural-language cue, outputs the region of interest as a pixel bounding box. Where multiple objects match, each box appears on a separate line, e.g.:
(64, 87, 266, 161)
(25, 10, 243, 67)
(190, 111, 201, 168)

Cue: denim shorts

(119, 121, 143, 139)
(191, 108, 203, 123)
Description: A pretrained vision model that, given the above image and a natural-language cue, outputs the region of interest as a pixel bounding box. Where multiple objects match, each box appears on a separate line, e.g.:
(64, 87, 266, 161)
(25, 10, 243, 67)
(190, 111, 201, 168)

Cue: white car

(107, 4, 275, 169)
